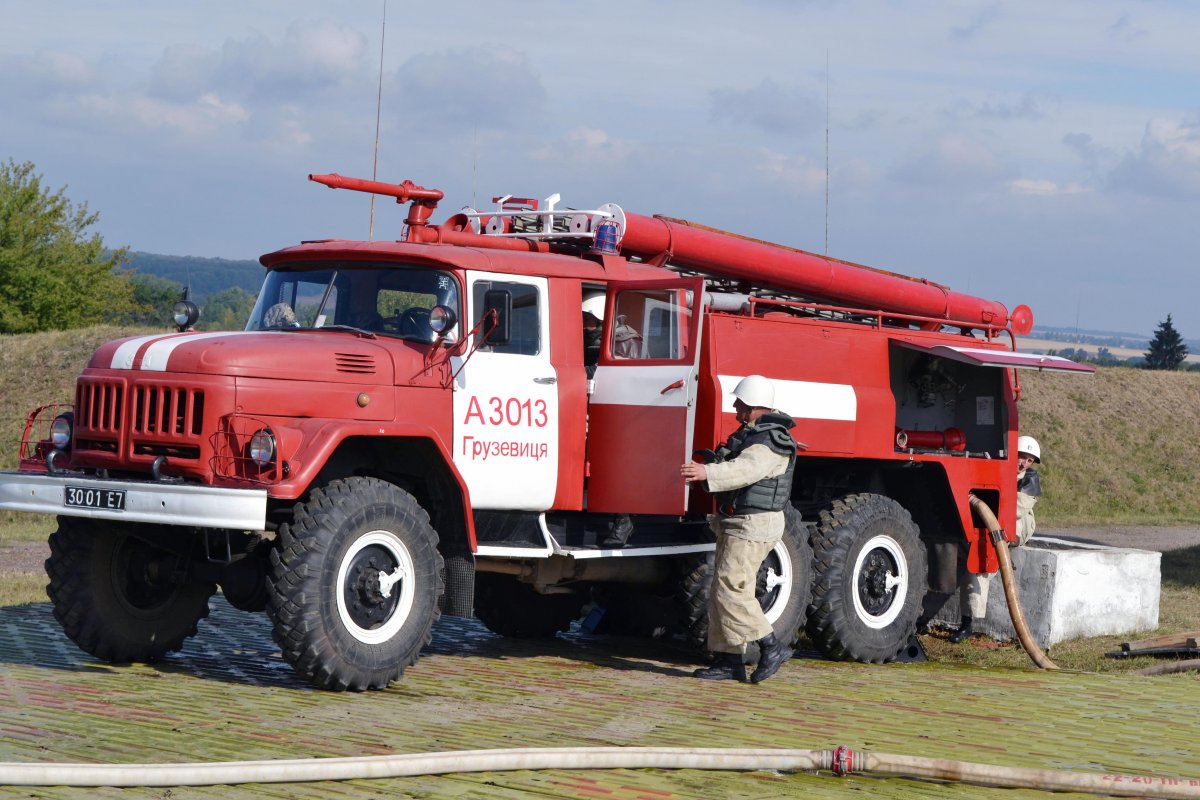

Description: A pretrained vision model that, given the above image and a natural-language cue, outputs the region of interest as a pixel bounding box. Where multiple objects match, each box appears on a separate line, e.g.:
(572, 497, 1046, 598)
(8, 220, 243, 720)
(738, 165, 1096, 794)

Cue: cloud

(1109, 14, 1147, 44)
(945, 93, 1046, 121)
(74, 91, 250, 137)
(148, 44, 219, 101)
(531, 127, 645, 167)
(755, 149, 827, 195)
(950, 4, 999, 40)
(0, 50, 99, 101)
(147, 20, 368, 104)
(392, 46, 545, 130)
(1008, 179, 1089, 196)
(1109, 115, 1200, 198)
(1062, 131, 1108, 174)
(710, 79, 823, 138)
(891, 133, 1014, 188)
(218, 20, 368, 98)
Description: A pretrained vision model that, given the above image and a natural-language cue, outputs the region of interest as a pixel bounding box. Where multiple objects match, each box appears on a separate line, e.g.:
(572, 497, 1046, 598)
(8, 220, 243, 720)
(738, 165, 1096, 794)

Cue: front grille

(132, 384, 205, 437)
(76, 381, 124, 433)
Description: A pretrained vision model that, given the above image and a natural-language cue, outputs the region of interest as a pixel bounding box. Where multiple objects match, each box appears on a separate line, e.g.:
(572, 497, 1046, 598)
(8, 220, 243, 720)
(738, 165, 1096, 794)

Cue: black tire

(589, 583, 679, 639)
(679, 505, 813, 653)
(267, 478, 444, 691)
(474, 574, 584, 638)
(45, 516, 215, 663)
(805, 493, 928, 663)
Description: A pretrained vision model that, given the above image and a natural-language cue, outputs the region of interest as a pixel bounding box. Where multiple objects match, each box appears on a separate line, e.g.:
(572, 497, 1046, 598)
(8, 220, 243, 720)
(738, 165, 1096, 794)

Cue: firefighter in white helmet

(582, 291, 605, 378)
(680, 374, 801, 683)
(952, 435, 1042, 643)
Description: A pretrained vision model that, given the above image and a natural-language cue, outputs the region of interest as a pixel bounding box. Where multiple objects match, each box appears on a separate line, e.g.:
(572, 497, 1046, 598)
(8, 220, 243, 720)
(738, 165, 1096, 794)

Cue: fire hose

(968, 494, 1059, 670)
(1, 745, 1200, 796)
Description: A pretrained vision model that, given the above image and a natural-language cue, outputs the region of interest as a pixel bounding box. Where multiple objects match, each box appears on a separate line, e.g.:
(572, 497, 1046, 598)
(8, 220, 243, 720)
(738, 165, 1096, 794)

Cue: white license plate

(64, 485, 127, 511)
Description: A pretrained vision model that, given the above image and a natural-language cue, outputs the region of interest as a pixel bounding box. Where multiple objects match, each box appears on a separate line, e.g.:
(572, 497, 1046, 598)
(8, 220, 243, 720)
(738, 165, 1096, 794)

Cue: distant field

(1018, 336, 1200, 364)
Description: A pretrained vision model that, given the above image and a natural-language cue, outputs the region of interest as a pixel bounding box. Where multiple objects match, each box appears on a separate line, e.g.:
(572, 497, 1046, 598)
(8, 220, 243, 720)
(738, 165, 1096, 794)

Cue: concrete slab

(936, 536, 1161, 647)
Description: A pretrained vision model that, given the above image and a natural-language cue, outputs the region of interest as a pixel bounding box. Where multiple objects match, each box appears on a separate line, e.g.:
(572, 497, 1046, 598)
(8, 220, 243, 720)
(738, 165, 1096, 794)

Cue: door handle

(533, 376, 557, 385)
(660, 378, 685, 394)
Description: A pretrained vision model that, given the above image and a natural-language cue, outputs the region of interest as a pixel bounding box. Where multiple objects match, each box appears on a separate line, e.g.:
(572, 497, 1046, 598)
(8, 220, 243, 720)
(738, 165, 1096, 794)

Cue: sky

(3, 0, 1199, 337)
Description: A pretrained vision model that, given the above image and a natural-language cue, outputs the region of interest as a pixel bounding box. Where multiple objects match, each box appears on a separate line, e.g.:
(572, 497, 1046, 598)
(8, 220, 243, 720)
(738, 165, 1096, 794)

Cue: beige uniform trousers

(707, 530, 779, 653)
(703, 442, 791, 653)
(962, 489, 1038, 618)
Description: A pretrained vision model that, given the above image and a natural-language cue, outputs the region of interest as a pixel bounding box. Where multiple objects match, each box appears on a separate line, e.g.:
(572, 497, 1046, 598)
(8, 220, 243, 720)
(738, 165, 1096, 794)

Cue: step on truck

(0, 173, 1094, 690)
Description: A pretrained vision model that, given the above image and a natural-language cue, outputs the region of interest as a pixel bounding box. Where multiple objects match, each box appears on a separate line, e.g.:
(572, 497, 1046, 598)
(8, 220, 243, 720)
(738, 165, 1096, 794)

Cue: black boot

(949, 616, 974, 644)
(693, 652, 748, 682)
(750, 632, 793, 684)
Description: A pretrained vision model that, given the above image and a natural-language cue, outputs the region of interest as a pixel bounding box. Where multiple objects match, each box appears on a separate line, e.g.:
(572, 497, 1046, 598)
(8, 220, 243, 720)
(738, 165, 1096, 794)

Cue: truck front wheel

(45, 516, 215, 663)
(806, 493, 927, 662)
(267, 478, 444, 691)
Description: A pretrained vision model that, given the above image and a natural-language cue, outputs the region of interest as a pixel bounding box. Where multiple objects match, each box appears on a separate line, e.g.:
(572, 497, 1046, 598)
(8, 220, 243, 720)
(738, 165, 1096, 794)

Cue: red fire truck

(0, 174, 1092, 690)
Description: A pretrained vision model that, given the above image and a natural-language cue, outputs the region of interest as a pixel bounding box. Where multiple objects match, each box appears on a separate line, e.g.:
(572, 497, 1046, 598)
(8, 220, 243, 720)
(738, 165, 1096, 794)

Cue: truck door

(585, 277, 705, 515)
(453, 272, 558, 510)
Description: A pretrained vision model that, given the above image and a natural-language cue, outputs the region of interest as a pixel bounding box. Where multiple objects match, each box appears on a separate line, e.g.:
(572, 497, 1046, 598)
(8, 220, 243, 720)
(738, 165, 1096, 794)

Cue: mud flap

(441, 553, 476, 618)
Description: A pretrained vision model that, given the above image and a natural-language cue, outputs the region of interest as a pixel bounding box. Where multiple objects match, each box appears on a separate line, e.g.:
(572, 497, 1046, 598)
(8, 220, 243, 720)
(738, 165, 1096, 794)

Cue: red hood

(88, 331, 415, 384)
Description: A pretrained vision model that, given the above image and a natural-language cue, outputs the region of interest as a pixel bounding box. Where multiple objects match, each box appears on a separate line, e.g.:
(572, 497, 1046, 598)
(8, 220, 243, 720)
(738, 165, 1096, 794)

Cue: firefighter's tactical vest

(714, 411, 798, 514)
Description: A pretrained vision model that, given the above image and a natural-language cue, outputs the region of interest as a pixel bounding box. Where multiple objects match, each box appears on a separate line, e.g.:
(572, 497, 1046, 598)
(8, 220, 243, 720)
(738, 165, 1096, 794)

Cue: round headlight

(50, 413, 73, 449)
(173, 299, 200, 330)
(429, 304, 457, 334)
(248, 429, 276, 466)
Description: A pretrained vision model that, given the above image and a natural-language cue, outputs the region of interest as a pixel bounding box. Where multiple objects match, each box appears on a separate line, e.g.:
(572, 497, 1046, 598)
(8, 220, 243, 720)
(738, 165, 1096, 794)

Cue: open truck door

(585, 277, 705, 515)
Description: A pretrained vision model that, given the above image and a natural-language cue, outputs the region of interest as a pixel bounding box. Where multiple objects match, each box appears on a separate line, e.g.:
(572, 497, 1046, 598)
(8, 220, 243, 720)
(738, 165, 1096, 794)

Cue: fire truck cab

(0, 175, 1093, 690)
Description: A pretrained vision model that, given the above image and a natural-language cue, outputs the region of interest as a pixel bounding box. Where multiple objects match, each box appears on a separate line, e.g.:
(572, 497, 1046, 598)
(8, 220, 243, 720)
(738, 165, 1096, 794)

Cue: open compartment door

(895, 342, 1097, 374)
(585, 277, 705, 515)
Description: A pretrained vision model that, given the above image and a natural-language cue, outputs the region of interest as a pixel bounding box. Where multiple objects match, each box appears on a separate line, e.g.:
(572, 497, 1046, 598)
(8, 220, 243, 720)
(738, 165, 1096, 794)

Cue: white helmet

(1016, 435, 1041, 463)
(732, 374, 774, 409)
(582, 291, 605, 321)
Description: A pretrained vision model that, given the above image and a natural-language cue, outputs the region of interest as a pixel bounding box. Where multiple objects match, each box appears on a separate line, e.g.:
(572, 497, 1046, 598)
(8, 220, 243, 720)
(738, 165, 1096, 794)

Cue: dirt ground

(1039, 525, 1200, 553)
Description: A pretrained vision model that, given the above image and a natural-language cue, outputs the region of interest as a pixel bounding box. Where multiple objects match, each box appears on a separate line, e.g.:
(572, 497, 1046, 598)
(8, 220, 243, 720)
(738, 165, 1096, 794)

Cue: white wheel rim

(335, 530, 417, 645)
(761, 540, 793, 625)
(850, 534, 908, 629)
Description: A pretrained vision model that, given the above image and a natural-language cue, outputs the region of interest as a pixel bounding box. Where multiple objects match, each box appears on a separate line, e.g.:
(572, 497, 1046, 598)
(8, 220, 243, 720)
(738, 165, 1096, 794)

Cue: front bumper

(0, 472, 268, 530)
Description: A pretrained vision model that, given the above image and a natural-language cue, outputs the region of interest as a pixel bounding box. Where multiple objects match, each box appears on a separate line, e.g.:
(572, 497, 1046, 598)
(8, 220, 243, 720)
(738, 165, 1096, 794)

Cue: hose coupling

(831, 745, 859, 777)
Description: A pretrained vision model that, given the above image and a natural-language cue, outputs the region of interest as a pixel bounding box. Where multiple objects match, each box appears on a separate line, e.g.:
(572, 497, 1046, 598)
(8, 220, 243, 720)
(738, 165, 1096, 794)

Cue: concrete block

(934, 536, 1161, 648)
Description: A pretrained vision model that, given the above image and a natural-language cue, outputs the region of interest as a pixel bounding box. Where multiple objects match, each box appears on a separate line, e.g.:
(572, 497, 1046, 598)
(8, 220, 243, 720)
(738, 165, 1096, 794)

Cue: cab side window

(473, 281, 540, 355)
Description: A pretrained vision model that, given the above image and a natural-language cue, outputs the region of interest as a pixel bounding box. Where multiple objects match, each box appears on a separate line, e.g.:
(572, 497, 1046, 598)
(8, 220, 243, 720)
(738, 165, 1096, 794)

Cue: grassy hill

(1, 328, 1197, 525)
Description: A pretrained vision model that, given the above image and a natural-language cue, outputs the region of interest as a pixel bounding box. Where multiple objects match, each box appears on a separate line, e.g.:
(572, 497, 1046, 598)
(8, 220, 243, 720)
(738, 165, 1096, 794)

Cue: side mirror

(482, 289, 511, 345)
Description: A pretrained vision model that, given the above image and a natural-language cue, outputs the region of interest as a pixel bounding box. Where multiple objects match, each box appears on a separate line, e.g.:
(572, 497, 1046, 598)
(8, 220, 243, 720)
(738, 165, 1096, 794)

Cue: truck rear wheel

(267, 478, 444, 691)
(45, 516, 215, 663)
(806, 493, 927, 662)
(474, 574, 584, 638)
(679, 505, 812, 654)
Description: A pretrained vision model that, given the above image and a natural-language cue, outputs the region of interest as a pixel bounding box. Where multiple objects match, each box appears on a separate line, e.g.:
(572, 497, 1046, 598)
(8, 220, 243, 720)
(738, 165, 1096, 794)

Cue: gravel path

(1039, 526, 1200, 553)
(0, 540, 48, 575)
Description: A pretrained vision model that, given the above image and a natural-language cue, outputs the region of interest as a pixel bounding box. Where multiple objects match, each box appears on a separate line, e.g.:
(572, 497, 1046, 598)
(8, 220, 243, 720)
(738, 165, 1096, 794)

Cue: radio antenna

(368, 0, 388, 241)
(824, 49, 830, 255)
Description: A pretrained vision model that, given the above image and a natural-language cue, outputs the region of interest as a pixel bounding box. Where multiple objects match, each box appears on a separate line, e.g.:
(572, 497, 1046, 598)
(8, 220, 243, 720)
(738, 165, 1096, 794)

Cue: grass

(1020, 367, 1200, 525)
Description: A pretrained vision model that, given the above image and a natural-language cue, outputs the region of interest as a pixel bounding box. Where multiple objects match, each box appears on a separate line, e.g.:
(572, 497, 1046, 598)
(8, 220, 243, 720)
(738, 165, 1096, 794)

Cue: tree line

(0, 159, 256, 334)
(1049, 316, 1193, 371)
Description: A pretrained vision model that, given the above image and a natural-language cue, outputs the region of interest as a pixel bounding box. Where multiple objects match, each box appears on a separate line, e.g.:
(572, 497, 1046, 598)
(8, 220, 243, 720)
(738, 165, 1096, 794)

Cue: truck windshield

(246, 264, 460, 343)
